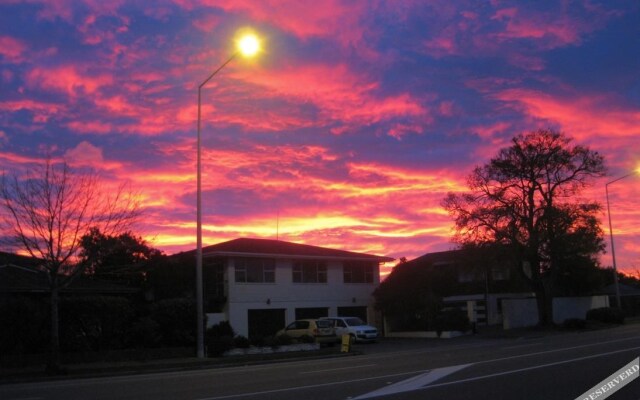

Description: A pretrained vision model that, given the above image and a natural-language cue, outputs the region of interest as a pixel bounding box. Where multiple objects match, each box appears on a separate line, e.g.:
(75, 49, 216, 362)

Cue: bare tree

(0, 158, 140, 373)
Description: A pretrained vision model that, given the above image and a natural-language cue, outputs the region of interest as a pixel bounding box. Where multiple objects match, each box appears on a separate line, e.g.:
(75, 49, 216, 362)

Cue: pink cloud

(490, 6, 613, 50)
(424, 34, 459, 58)
(66, 121, 113, 134)
(207, 0, 365, 41)
(63, 141, 105, 166)
(438, 101, 455, 117)
(0, 36, 27, 62)
(234, 63, 427, 131)
(192, 13, 221, 32)
(26, 65, 114, 96)
(493, 89, 640, 141)
(388, 123, 424, 140)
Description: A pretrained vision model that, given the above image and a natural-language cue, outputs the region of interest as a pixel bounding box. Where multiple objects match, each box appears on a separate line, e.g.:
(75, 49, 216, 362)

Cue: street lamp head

(237, 33, 260, 57)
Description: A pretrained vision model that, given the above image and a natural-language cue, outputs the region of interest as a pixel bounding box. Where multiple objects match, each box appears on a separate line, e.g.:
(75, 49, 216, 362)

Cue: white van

(320, 317, 378, 343)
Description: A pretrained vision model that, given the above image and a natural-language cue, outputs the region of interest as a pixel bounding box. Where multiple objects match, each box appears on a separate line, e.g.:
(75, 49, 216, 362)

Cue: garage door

(248, 309, 286, 339)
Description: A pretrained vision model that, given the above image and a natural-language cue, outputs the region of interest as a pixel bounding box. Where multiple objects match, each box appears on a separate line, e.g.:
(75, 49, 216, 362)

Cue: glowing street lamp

(196, 31, 261, 358)
(605, 168, 639, 309)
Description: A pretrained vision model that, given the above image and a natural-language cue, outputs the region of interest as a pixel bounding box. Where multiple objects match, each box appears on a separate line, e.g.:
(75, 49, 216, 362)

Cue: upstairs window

(235, 258, 275, 283)
(491, 267, 510, 281)
(292, 260, 327, 283)
(343, 261, 375, 283)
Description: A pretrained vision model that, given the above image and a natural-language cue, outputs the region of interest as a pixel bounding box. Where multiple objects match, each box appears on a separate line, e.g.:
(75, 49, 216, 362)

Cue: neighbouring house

(169, 238, 393, 339)
(378, 248, 533, 334)
(0, 251, 139, 299)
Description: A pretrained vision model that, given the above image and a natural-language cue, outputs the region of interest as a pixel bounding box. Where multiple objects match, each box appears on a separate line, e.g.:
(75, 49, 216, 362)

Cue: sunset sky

(1, 1, 638, 276)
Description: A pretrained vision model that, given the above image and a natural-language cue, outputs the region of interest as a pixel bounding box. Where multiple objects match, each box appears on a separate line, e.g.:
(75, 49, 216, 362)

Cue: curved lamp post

(196, 32, 260, 358)
(605, 169, 639, 309)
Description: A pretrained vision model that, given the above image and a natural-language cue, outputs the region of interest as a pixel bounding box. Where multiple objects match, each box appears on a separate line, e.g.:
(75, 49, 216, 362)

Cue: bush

(0, 297, 49, 356)
(232, 335, 251, 349)
(205, 321, 235, 357)
(273, 334, 293, 347)
(562, 318, 587, 330)
(586, 307, 625, 324)
(298, 334, 315, 344)
(127, 317, 162, 348)
(149, 298, 196, 346)
(60, 296, 135, 352)
(432, 308, 470, 336)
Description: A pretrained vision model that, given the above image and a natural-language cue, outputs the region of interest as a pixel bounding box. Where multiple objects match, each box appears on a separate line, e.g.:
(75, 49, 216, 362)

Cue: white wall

(225, 258, 379, 337)
(502, 298, 538, 329)
(552, 296, 609, 324)
(502, 295, 611, 329)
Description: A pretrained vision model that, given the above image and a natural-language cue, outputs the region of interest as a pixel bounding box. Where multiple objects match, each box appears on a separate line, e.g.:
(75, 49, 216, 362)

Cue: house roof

(406, 249, 460, 267)
(189, 238, 393, 263)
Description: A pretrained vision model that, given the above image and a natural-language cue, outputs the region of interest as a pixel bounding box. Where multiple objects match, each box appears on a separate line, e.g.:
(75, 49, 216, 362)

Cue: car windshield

(344, 318, 365, 326)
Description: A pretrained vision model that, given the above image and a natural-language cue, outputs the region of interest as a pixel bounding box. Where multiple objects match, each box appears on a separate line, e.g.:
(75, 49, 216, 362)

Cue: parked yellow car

(277, 319, 338, 344)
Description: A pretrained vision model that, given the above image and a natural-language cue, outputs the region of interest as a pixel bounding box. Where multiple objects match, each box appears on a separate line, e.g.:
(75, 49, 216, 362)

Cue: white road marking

(351, 364, 472, 399)
(502, 342, 543, 350)
(419, 345, 640, 391)
(194, 369, 432, 400)
(300, 364, 378, 374)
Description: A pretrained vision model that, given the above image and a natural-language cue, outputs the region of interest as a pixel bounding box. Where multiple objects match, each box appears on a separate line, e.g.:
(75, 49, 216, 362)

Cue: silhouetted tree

(443, 130, 606, 325)
(0, 159, 139, 373)
(80, 228, 164, 287)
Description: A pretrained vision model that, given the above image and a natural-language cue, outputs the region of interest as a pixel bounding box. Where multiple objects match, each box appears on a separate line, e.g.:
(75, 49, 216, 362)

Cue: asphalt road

(2, 325, 639, 400)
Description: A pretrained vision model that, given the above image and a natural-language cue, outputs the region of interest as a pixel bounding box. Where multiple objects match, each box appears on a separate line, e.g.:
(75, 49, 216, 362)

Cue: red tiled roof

(191, 238, 393, 262)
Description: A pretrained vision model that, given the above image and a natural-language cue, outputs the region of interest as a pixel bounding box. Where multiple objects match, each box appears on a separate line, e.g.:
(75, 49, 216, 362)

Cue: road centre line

(196, 339, 640, 400)
(419, 345, 640, 392)
(195, 369, 432, 400)
(501, 342, 544, 350)
(473, 336, 640, 367)
(300, 364, 378, 374)
(5, 334, 639, 391)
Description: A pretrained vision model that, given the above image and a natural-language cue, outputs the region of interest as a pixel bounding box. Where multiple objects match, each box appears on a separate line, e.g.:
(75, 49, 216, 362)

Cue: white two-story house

(199, 238, 393, 338)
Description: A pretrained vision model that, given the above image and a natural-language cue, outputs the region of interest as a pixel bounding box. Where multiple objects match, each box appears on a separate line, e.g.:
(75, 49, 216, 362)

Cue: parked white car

(320, 317, 378, 343)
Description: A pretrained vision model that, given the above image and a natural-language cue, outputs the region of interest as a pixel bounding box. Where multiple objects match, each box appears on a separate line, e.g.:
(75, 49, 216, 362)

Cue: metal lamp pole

(196, 53, 238, 358)
(605, 170, 638, 309)
(196, 33, 260, 358)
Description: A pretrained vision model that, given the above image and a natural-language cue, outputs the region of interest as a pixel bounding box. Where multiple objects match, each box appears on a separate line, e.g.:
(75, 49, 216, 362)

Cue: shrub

(273, 333, 293, 347)
(232, 335, 251, 349)
(586, 307, 625, 324)
(149, 298, 196, 346)
(298, 334, 315, 344)
(127, 317, 162, 348)
(432, 308, 470, 336)
(60, 296, 135, 352)
(205, 321, 235, 357)
(562, 318, 587, 330)
(0, 296, 49, 355)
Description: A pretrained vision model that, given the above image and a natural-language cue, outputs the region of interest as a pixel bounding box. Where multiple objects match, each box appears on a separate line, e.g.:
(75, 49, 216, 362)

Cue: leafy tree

(443, 130, 606, 325)
(0, 159, 139, 373)
(79, 228, 164, 287)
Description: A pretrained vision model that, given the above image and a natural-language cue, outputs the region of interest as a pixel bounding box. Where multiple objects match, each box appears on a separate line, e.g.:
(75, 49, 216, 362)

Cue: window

(458, 270, 475, 283)
(292, 260, 327, 283)
(343, 261, 375, 283)
(235, 258, 275, 283)
(491, 267, 510, 281)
